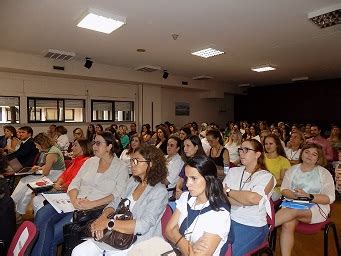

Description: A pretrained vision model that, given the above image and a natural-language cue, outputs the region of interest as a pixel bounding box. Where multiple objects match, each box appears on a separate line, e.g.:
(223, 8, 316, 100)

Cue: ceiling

(0, 0, 340, 86)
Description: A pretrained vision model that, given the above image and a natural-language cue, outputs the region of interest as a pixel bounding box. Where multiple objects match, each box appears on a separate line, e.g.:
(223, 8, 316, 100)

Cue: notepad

(42, 193, 75, 213)
(281, 200, 314, 210)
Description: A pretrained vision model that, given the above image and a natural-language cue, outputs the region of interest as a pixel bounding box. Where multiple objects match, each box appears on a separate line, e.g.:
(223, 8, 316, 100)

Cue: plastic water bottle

(223, 163, 230, 175)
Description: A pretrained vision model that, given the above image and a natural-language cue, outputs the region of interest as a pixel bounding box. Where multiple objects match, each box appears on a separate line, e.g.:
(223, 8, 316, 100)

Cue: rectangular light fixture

(251, 65, 276, 72)
(77, 9, 126, 34)
(191, 47, 225, 58)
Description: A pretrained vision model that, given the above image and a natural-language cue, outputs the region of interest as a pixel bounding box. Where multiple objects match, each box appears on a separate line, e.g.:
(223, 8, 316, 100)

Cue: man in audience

(7, 126, 38, 167)
(128, 123, 137, 138)
(307, 124, 334, 161)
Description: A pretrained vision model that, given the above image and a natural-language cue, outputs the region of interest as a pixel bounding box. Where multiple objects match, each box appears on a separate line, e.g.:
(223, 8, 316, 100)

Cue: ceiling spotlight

(162, 70, 169, 79)
(84, 57, 93, 69)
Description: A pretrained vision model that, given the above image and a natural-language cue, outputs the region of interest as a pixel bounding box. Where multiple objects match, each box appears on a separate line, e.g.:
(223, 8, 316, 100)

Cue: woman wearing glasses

(72, 144, 168, 255)
(223, 139, 275, 256)
(31, 132, 129, 256)
(275, 143, 335, 256)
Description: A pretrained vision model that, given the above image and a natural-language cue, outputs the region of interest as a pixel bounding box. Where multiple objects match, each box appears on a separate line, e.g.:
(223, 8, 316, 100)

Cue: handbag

(99, 198, 137, 250)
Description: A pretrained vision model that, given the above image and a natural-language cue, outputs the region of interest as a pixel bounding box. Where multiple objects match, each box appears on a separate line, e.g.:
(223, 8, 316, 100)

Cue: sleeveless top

(47, 146, 65, 170)
(209, 147, 227, 167)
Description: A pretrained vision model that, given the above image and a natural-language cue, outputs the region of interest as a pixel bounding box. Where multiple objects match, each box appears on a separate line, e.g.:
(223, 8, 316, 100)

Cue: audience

(120, 134, 143, 175)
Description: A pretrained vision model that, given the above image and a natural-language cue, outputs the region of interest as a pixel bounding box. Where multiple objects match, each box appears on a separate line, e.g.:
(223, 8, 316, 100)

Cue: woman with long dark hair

(166, 155, 231, 256)
(223, 139, 275, 256)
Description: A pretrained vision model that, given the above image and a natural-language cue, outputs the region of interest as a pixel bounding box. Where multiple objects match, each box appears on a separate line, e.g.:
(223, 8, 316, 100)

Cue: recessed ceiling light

(191, 47, 225, 58)
(251, 65, 276, 72)
(77, 9, 126, 34)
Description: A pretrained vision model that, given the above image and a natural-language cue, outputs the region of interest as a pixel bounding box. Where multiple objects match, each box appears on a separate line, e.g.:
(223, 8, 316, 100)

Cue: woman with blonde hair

(225, 130, 242, 166)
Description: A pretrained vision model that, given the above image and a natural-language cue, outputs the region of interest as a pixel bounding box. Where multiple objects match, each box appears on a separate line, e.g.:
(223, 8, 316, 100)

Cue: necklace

(239, 167, 253, 190)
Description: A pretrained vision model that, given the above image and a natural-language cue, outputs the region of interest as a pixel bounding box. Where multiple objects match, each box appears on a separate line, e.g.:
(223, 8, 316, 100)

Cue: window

(28, 98, 85, 123)
(0, 96, 20, 123)
(91, 100, 134, 122)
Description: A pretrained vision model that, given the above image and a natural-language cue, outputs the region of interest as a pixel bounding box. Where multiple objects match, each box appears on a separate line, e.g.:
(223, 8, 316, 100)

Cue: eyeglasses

(237, 147, 257, 154)
(92, 140, 106, 146)
(130, 158, 150, 165)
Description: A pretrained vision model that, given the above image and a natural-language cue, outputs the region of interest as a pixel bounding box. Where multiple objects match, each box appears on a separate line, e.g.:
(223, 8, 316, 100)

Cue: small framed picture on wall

(175, 102, 190, 116)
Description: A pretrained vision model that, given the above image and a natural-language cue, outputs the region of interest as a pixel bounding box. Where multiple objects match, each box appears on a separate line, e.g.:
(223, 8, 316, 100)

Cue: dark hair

(134, 144, 167, 186)
(3, 125, 17, 138)
(96, 132, 120, 155)
(155, 126, 170, 145)
(299, 143, 327, 167)
(180, 127, 191, 139)
(56, 126, 67, 135)
(243, 139, 267, 171)
(168, 135, 181, 149)
(264, 134, 287, 158)
(0, 155, 9, 174)
(95, 124, 104, 132)
(76, 138, 93, 157)
(127, 134, 143, 154)
(186, 155, 230, 211)
(181, 135, 206, 162)
(33, 133, 55, 149)
(19, 126, 33, 136)
(87, 124, 96, 141)
(206, 129, 224, 146)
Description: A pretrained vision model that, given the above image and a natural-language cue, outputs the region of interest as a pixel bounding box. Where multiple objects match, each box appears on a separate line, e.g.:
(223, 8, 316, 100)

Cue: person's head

(238, 139, 266, 171)
(167, 136, 181, 156)
(299, 143, 327, 167)
(249, 125, 258, 136)
(264, 134, 286, 157)
(305, 124, 311, 133)
(190, 124, 199, 136)
(200, 123, 208, 132)
(87, 124, 95, 133)
(95, 124, 104, 134)
(289, 131, 305, 148)
(310, 124, 321, 137)
(179, 127, 191, 141)
(18, 126, 33, 141)
(230, 131, 242, 145)
(48, 124, 56, 134)
(33, 132, 55, 151)
(142, 124, 151, 133)
(3, 125, 17, 139)
(73, 128, 84, 140)
(271, 127, 280, 137)
(156, 126, 169, 142)
(185, 155, 230, 210)
(56, 126, 67, 136)
(130, 123, 137, 132)
(169, 124, 177, 134)
(330, 125, 340, 138)
(131, 144, 167, 186)
(291, 124, 299, 134)
(206, 129, 224, 148)
(92, 132, 120, 158)
(72, 138, 93, 157)
(260, 130, 271, 145)
(183, 135, 205, 159)
(127, 134, 143, 154)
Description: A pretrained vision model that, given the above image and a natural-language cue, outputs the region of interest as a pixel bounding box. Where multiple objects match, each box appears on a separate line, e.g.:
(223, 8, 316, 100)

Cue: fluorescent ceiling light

(191, 47, 225, 58)
(292, 76, 309, 82)
(251, 65, 276, 72)
(77, 9, 126, 34)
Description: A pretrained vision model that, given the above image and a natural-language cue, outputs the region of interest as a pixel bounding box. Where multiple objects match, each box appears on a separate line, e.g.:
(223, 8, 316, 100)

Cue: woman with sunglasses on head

(166, 155, 231, 256)
(72, 144, 168, 255)
(31, 132, 129, 256)
(223, 139, 275, 256)
(275, 143, 335, 256)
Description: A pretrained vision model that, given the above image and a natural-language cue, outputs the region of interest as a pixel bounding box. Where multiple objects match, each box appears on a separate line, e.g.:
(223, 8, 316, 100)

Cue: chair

(244, 199, 275, 256)
(7, 221, 38, 256)
(295, 218, 340, 256)
(161, 204, 173, 239)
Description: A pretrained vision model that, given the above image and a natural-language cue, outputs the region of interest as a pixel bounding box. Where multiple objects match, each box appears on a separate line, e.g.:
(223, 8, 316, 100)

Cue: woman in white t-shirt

(223, 139, 275, 256)
(225, 130, 242, 166)
(166, 155, 231, 256)
(120, 134, 143, 175)
(285, 131, 304, 165)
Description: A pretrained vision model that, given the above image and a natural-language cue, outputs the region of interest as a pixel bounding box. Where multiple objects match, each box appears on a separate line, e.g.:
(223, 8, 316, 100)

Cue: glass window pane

(115, 101, 134, 122)
(0, 96, 20, 123)
(92, 101, 113, 121)
(65, 99, 84, 122)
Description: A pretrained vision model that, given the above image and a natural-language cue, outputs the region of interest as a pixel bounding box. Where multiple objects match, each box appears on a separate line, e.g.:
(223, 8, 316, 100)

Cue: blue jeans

(231, 220, 269, 256)
(31, 204, 73, 256)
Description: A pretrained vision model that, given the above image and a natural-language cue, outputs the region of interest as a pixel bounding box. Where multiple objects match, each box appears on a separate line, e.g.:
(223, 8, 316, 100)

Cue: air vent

(192, 75, 213, 80)
(44, 49, 76, 61)
(134, 65, 161, 72)
(308, 4, 341, 29)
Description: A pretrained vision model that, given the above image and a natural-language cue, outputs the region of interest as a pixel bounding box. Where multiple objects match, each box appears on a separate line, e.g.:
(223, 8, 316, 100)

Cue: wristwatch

(309, 194, 315, 201)
(107, 219, 115, 230)
(225, 187, 231, 196)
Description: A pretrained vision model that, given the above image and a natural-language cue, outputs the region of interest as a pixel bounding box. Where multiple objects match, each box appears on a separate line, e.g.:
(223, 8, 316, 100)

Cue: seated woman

(166, 155, 231, 256)
(285, 131, 305, 165)
(224, 130, 242, 166)
(264, 134, 291, 200)
(3, 125, 21, 153)
(56, 125, 70, 151)
(118, 125, 130, 149)
(72, 144, 168, 255)
(31, 132, 129, 256)
(140, 124, 152, 144)
(223, 139, 275, 256)
(86, 124, 96, 142)
(275, 143, 335, 256)
(120, 134, 143, 175)
(32, 138, 93, 214)
(155, 126, 169, 155)
(11, 132, 65, 218)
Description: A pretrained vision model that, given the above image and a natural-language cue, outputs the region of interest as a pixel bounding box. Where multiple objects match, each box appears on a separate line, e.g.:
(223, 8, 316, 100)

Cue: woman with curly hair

(73, 144, 168, 255)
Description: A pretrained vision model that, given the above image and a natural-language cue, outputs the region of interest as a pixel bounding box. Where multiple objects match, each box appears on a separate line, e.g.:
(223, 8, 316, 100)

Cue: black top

(209, 147, 227, 167)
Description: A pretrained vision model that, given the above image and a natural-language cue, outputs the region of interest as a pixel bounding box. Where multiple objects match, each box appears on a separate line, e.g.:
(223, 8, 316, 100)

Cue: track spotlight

(84, 57, 93, 69)
(162, 70, 169, 79)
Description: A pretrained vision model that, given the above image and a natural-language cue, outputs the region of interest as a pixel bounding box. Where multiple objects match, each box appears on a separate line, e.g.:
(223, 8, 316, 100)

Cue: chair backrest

(7, 221, 38, 256)
(161, 204, 173, 239)
(267, 198, 276, 232)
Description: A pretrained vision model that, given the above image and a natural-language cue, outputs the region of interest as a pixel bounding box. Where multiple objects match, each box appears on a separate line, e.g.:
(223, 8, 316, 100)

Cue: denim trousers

(31, 203, 73, 256)
(231, 220, 269, 256)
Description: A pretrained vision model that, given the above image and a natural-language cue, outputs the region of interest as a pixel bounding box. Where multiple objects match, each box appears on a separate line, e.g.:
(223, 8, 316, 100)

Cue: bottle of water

(223, 163, 230, 175)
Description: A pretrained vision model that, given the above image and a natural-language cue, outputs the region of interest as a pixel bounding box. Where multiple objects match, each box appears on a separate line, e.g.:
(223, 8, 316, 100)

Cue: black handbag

(99, 198, 137, 250)
(62, 204, 107, 256)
